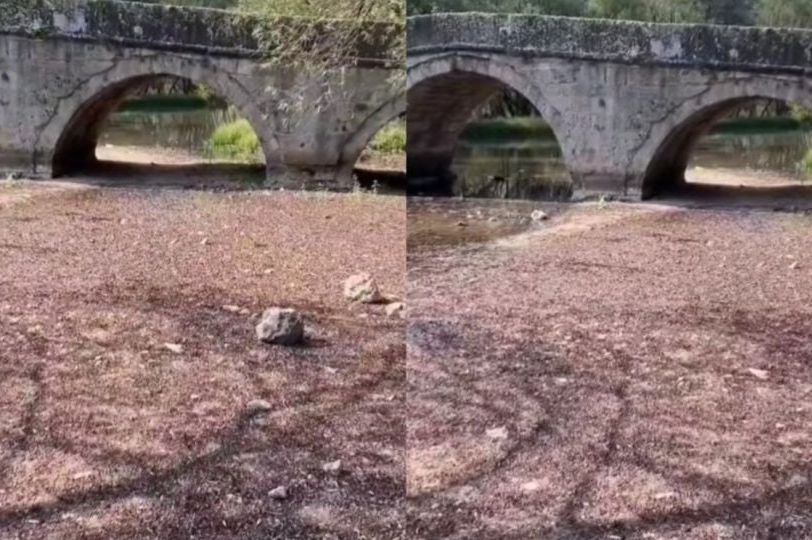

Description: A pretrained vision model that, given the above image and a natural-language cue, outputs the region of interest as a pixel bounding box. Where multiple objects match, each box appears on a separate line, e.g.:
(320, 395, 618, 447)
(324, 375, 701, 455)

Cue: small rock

(488, 216, 499, 223)
(163, 343, 183, 354)
(653, 491, 676, 500)
(521, 480, 541, 493)
(456, 221, 468, 227)
(531, 209, 549, 222)
(785, 473, 807, 488)
(343, 273, 382, 304)
(256, 308, 304, 345)
(200, 238, 210, 246)
(486, 426, 509, 441)
(385, 302, 405, 318)
(789, 261, 800, 270)
(322, 460, 342, 474)
(747, 368, 769, 380)
(222, 305, 241, 313)
(247, 399, 273, 414)
(268, 486, 288, 499)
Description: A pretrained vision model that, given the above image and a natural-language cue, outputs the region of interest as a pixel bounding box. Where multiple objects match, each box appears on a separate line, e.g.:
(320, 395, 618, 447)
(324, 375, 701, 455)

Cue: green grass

(117, 95, 218, 113)
(712, 116, 806, 134)
(206, 119, 263, 163)
(804, 148, 812, 179)
(461, 117, 556, 142)
(370, 121, 406, 154)
(461, 115, 812, 143)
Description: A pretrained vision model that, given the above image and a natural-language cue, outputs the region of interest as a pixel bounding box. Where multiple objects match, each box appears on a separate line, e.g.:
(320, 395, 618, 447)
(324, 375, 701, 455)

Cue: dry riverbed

(0, 180, 406, 538)
(408, 198, 812, 539)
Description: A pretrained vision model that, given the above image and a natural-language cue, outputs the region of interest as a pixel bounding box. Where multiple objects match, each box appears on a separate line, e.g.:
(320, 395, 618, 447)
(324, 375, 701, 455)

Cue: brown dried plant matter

(0, 182, 406, 538)
(407, 198, 812, 539)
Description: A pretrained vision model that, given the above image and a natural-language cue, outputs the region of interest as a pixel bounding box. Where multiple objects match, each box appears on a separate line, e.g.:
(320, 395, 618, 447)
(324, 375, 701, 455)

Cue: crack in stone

(29, 52, 165, 173)
(624, 73, 771, 193)
(622, 81, 721, 192)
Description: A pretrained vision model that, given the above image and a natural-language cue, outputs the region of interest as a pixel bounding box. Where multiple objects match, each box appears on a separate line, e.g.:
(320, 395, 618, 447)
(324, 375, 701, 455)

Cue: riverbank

(462, 115, 812, 142)
(94, 145, 405, 190)
(0, 181, 406, 538)
(407, 197, 812, 538)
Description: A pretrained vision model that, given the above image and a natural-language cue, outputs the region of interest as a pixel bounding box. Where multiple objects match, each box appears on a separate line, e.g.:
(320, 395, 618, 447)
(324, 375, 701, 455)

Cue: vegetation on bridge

(407, 0, 812, 28)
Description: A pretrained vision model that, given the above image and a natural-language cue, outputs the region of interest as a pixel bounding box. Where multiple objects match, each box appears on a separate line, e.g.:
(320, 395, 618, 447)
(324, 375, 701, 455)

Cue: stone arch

(638, 75, 812, 198)
(406, 52, 571, 181)
(337, 90, 406, 183)
(40, 56, 278, 177)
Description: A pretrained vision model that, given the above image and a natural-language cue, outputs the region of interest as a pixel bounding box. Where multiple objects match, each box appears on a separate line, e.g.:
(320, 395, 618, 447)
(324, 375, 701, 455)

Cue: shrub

(804, 148, 812, 180)
(370, 122, 406, 154)
(791, 105, 812, 126)
(206, 119, 262, 163)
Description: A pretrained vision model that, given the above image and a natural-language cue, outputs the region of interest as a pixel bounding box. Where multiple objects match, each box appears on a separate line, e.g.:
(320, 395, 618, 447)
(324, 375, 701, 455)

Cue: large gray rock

(343, 273, 383, 304)
(256, 308, 304, 345)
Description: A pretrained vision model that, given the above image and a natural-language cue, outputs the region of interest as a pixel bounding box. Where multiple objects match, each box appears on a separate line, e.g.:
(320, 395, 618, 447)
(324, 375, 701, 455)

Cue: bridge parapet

(408, 13, 812, 74)
(1, 0, 399, 63)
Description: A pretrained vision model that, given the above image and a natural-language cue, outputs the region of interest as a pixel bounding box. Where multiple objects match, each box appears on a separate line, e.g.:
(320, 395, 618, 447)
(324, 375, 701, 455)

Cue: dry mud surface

(0, 181, 406, 539)
(407, 198, 812, 539)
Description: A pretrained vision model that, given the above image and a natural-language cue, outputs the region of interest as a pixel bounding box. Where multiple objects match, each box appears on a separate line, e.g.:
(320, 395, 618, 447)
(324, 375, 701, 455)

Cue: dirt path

(96, 145, 406, 174)
(687, 166, 809, 188)
(407, 198, 812, 539)
(0, 182, 406, 538)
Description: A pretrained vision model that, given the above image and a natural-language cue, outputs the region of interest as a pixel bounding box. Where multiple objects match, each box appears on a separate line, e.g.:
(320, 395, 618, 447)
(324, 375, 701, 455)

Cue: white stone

(343, 273, 382, 304)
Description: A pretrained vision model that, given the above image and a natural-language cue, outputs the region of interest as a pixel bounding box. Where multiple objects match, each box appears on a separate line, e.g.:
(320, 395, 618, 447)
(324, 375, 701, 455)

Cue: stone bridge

(0, 0, 404, 188)
(408, 13, 812, 198)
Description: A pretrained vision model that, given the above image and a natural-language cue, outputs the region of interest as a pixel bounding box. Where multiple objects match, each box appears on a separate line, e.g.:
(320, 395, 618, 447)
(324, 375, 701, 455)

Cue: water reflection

(450, 123, 812, 201)
(98, 108, 241, 156)
(452, 139, 572, 200)
(690, 129, 812, 179)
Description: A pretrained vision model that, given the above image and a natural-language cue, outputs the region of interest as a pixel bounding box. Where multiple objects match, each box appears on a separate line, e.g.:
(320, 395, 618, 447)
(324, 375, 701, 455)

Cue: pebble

(747, 368, 769, 380)
(531, 209, 548, 222)
(385, 302, 405, 318)
(486, 426, 509, 440)
(268, 486, 288, 499)
(247, 399, 273, 414)
(163, 343, 183, 354)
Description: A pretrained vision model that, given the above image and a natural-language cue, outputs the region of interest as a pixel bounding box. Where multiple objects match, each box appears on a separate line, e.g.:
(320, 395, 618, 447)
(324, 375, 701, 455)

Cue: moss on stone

(0, 0, 397, 62)
(407, 13, 812, 72)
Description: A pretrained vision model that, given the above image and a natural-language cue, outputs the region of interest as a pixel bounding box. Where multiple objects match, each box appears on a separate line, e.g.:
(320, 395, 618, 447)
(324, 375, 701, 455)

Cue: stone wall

(1, 0, 398, 62)
(408, 13, 812, 74)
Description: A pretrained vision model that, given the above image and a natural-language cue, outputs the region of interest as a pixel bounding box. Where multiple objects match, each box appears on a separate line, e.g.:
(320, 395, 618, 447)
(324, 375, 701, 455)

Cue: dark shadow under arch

(641, 97, 759, 199)
(407, 69, 569, 199)
(640, 95, 812, 203)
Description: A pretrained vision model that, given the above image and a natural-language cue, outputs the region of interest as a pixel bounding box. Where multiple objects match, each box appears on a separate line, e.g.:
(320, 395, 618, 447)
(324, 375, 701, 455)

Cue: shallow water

(411, 125, 812, 248)
(98, 108, 239, 156)
(450, 125, 812, 200)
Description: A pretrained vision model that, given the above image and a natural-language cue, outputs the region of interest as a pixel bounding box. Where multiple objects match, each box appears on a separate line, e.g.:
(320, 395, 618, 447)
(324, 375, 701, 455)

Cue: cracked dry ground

(0, 183, 406, 539)
(407, 199, 812, 539)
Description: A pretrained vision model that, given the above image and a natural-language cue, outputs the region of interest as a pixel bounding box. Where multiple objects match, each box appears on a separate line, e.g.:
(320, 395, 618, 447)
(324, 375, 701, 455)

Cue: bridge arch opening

(339, 92, 406, 193)
(407, 66, 571, 200)
(642, 96, 812, 201)
(51, 74, 267, 183)
(351, 115, 406, 192)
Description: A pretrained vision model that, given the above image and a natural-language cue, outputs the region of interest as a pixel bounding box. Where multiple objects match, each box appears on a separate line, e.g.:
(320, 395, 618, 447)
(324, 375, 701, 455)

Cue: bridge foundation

(0, 1, 403, 191)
